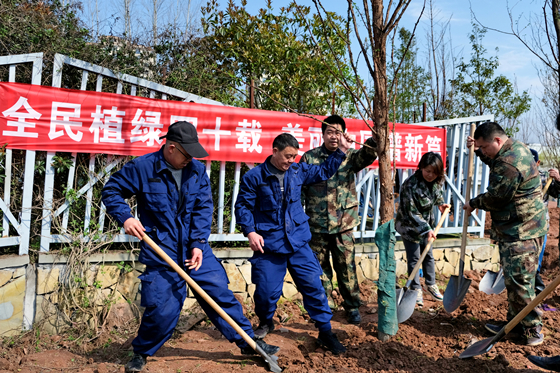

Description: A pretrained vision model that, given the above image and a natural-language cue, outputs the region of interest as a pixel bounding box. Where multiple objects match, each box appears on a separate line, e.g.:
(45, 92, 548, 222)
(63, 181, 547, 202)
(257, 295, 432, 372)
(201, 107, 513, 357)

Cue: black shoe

(347, 309, 361, 324)
(484, 322, 522, 336)
(317, 330, 346, 355)
(241, 339, 280, 356)
(125, 353, 147, 372)
(254, 321, 274, 339)
(527, 355, 560, 372)
(524, 325, 544, 346)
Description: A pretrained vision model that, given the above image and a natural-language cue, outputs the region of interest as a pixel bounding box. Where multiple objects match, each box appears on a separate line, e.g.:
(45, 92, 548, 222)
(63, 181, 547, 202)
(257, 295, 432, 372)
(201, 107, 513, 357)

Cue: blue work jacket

(235, 149, 346, 254)
(101, 147, 213, 267)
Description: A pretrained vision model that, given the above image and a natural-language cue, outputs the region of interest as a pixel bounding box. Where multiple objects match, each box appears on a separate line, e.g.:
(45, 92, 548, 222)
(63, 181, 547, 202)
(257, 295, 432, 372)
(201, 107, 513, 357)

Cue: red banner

(0, 82, 446, 168)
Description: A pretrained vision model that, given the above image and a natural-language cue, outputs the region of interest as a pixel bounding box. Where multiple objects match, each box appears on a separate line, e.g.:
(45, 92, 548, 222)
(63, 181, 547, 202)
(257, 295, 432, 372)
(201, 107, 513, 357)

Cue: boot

(240, 338, 280, 356)
(254, 321, 274, 339)
(527, 355, 560, 372)
(347, 309, 361, 324)
(125, 353, 147, 372)
(317, 330, 346, 355)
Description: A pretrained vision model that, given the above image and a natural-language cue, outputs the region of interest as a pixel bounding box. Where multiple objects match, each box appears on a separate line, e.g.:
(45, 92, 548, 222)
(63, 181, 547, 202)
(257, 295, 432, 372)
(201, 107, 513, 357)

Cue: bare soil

(3, 207, 560, 373)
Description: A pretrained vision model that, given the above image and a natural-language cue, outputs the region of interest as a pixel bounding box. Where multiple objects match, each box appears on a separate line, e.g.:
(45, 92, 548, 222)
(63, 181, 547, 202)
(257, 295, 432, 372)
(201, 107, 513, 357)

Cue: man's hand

(123, 218, 145, 240)
(463, 200, 475, 217)
(248, 232, 265, 253)
(427, 230, 437, 241)
(466, 136, 478, 151)
(185, 248, 203, 271)
(338, 132, 353, 154)
(549, 168, 560, 182)
(438, 204, 451, 213)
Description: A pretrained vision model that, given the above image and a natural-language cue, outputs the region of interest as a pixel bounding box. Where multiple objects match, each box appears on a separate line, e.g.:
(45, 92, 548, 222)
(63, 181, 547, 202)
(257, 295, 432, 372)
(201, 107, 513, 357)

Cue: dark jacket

(235, 149, 346, 254)
(102, 147, 213, 267)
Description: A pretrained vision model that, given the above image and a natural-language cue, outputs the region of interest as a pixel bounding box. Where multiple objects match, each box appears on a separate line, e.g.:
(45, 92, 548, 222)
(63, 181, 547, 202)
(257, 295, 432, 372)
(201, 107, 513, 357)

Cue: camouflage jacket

(300, 137, 377, 234)
(395, 171, 444, 243)
(470, 138, 547, 242)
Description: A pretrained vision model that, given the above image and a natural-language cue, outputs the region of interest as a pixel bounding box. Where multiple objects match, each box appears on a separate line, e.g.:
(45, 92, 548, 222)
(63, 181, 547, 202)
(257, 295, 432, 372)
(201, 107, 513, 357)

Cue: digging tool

(460, 269, 560, 359)
(142, 234, 282, 373)
(479, 267, 505, 295)
(443, 123, 475, 313)
(479, 177, 553, 295)
(396, 206, 451, 323)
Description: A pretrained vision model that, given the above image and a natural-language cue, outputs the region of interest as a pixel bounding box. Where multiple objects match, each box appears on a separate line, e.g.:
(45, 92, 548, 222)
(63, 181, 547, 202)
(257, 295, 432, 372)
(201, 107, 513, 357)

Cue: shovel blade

(443, 275, 472, 313)
(459, 335, 497, 359)
(479, 269, 505, 295)
(255, 344, 282, 373)
(396, 288, 418, 324)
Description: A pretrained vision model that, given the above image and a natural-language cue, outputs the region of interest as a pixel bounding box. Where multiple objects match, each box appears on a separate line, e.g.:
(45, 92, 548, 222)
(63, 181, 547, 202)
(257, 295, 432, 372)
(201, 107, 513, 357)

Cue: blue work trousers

(132, 251, 254, 356)
(250, 245, 332, 332)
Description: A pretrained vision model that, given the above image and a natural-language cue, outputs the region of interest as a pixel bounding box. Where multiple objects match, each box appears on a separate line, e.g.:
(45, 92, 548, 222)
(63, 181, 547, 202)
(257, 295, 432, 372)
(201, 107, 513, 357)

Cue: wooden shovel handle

(405, 206, 451, 284)
(543, 177, 553, 196)
(505, 265, 560, 334)
(459, 124, 476, 276)
(142, 234, 257, 349)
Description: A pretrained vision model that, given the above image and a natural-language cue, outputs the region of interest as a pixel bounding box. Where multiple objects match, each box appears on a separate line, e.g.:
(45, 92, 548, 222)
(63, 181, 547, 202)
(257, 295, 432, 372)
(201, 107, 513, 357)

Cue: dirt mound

(4, 207, 560, 372)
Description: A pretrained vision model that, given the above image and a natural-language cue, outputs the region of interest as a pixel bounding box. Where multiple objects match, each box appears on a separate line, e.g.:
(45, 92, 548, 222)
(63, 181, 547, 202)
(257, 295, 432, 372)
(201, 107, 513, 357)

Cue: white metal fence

(0, 53, 490, 255)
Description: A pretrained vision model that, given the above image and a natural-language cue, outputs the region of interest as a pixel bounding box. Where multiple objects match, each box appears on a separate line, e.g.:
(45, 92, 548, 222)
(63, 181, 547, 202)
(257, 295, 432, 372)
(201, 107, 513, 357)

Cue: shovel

(396, 206, 451, 323)
(142, 234, 282, 373)
(479, 177, 553, 295)
(443, 123, 475, 313)
(479, 267, 505, 295)
(460, 269, 560, 359)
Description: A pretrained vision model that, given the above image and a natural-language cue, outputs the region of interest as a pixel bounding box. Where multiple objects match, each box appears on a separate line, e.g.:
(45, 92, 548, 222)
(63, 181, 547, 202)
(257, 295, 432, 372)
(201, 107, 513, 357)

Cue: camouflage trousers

(308, 230, 362, 310)
(499, 237, 543, 328)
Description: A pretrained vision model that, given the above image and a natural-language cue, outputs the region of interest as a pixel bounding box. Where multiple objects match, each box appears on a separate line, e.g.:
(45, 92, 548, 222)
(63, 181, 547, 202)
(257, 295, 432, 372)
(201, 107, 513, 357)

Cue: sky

(81, 0, 550, 141)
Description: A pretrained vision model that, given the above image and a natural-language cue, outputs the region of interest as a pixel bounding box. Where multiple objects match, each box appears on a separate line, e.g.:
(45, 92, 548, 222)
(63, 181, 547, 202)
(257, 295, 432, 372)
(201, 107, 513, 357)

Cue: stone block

(283, 282, 299, 299)
(134, 263, 146, 273)
(394, 251, 403, 260)
(284, 270, 294, 283)
(183, 297, 198, 310)
(84, 265, 97, 286)
(441, 262, 455, 277)
(12, 267, 25, 279)
(444, 249, 460, 267)
(0, 275, 25, 336)
(34, 295, 71, 335)
(356, 263, 365, 284)
(472, 245, 494, 261)
(432, 249, 444, 261)
(223, 262, 246, 293)
(247, 284, 256, 299)
(360, 259, 377, 281)
(95, 265, 120, 288)
(396, 260, 408, 277)
(234, 292, 248, 303)
(239, 263, 252, 285)
(471, 260, 487, 271)
(187, 286, 195, 298)
(116, 270, 141, 301)
(0, 272, 12, 288)
(37, 267, 60, 295)
(491, 246, 500, 264)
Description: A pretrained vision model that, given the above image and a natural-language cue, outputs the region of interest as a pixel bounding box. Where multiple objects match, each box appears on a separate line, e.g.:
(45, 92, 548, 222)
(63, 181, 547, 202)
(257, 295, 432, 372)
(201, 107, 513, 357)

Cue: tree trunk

(372, 2, 394, 225)
(553, 0, 560, 105)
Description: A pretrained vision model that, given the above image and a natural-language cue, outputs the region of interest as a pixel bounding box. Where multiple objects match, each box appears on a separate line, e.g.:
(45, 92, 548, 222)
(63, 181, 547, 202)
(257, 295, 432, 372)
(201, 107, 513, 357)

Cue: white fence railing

(0, 53, 491, 255)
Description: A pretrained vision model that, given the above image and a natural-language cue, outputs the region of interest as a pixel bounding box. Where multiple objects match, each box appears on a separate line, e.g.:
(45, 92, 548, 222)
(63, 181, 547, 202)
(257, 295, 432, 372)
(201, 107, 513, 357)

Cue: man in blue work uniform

(235, 132, 350, 355)
(102, 121, 279, 372)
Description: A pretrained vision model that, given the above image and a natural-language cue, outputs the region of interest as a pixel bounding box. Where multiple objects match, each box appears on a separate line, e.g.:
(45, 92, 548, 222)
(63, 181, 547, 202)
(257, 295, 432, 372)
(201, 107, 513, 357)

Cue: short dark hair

(272, 133, 299, 151)
(473, 122, 506, 142)
(322, 114, 346, 134)
(417, 152, 445, 185)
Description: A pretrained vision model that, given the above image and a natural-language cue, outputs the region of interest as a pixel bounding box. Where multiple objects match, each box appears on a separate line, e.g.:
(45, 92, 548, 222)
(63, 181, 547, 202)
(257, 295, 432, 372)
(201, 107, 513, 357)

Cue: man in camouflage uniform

(530, 149, 560, 294)
(300, 115, 377, 324)
(464, 122, 547, 346)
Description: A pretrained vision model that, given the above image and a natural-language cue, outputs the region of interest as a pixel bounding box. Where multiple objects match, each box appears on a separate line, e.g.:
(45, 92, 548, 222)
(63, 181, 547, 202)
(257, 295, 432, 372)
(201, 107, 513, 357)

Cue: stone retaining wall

(0, 238, 495, 336)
